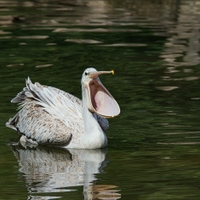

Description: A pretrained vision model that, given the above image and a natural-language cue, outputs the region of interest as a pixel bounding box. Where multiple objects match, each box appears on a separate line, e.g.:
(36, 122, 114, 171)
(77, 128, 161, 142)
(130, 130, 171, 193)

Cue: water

(1, 0, 200, 199)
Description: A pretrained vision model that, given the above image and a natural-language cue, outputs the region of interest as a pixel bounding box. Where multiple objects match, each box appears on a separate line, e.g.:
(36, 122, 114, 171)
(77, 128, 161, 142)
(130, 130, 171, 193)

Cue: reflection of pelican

(6, 68, 120, 149)
(10, 145, 121, 200)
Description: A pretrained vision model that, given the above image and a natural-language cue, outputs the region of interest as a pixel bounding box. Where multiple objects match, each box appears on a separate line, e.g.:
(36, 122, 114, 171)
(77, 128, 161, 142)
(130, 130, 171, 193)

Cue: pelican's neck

(81, 84, 107, 148)
(81, 84, 99, 134)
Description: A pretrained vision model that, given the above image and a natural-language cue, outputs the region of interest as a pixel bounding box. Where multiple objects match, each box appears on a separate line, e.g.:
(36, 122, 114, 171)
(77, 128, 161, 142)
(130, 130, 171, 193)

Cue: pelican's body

(6, 68, 120, 149)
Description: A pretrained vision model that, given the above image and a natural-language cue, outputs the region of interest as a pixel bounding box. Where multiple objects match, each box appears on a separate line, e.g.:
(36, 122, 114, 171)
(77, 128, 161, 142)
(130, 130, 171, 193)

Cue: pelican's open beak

(86, 70, 120, 118)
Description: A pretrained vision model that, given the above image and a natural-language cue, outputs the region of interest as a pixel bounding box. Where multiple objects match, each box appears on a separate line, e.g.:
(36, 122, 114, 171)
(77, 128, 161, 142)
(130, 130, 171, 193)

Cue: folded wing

(6, 78, 83, 146)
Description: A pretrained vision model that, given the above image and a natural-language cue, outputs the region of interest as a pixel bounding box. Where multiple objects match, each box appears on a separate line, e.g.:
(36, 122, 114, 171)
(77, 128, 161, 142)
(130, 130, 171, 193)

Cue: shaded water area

(1, 0, 200, 199)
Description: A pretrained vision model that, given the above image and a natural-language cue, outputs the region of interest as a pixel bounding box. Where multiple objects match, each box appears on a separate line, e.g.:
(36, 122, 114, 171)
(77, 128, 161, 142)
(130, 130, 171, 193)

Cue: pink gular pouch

(86, 70, 120, 118)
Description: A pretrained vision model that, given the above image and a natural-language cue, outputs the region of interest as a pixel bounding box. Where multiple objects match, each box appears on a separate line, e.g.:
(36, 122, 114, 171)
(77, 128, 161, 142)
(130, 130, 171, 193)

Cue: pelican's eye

(85, 71, 90, 76)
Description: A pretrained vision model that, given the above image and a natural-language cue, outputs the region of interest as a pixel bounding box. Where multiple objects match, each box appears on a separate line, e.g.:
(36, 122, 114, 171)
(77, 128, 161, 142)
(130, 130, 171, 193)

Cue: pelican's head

(81, 68, 120, 118)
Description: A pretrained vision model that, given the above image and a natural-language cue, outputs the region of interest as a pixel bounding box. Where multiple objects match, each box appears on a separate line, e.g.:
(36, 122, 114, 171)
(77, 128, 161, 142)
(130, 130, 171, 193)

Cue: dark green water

(1, 0, 200, 199)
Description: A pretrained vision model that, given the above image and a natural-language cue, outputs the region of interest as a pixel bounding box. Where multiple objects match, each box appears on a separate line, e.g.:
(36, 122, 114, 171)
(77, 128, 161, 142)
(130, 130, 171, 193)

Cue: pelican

(6, 68, 120, 149)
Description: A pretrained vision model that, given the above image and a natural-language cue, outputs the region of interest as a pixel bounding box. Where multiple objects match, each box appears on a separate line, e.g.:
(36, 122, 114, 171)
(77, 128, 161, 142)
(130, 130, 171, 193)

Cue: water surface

(1, 0, 200, 199)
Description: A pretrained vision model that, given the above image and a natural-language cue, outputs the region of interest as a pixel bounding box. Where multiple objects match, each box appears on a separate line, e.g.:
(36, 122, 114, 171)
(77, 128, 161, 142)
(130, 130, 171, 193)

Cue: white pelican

(6, 68, 120, 149)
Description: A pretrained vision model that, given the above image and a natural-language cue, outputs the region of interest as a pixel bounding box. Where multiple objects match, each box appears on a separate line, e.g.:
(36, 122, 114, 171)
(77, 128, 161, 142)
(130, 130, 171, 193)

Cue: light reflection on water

(1, 0, 200, 199)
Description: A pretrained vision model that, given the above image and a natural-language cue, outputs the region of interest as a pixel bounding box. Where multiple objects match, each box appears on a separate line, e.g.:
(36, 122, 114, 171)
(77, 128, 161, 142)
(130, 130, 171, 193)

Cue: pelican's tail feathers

(6, 117, 17, 131)
(11, 77, 37, 103)
(11, 87, 29, 103)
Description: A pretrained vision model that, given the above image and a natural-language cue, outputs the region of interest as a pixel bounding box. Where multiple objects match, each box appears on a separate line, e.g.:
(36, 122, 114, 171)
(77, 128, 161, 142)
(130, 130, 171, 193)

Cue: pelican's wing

(6, 78, 83, 146)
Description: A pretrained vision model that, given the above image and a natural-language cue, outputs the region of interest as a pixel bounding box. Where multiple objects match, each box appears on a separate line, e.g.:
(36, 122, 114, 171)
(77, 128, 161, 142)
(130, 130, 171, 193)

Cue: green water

(1, 0, 200, 199)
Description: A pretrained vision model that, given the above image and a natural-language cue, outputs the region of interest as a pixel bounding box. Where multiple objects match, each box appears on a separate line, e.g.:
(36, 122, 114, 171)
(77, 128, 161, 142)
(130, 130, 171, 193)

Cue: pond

(1, 0, 200, 199)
